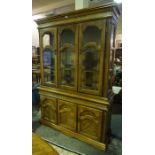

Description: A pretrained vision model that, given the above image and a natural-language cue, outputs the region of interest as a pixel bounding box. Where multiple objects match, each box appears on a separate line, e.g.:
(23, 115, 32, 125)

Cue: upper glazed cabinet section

(58, 25, 78, 91)
(78, 20, 106, 95)
(40, 28, 57, 87)
(37, 4, 120, 97)
(39, 20, 106, 96)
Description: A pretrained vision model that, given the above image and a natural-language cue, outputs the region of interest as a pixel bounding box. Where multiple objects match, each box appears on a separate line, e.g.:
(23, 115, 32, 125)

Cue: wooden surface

(58, 100, 77, 132)
(78, 105, 103, 141)
(32, 133, 59, 155)
(41, 97, 57, 124)
(35, 3, 119, 28)
(37, 3, 119, 151)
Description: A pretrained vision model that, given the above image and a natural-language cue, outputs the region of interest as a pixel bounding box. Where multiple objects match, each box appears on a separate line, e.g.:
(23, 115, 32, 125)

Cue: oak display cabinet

(35, 3, 120, 151)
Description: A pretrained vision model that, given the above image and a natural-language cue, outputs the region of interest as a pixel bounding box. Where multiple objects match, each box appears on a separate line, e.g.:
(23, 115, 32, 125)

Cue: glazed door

(58, 25, 78, 91)
(78, 20, 106, 95)
(58, 100, 77, 132)
(40, 27, 57, 87)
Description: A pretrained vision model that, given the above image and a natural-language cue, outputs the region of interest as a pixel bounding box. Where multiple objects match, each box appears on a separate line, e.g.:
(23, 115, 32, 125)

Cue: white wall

(32, 20, 39, 47)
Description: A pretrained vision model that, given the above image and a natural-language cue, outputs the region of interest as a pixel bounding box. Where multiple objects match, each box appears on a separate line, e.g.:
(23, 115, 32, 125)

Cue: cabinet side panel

(103, 18, 112, 97)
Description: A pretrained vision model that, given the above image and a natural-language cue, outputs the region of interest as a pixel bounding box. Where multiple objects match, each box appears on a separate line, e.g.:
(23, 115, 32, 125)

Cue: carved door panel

(58, 100, 77, 131)
(58, 25, 78, 91)
(40, 27, 57, 87)
(78, 20, 106, 95)
(78, 105, 103, 141)
(41, 97, 57, 124)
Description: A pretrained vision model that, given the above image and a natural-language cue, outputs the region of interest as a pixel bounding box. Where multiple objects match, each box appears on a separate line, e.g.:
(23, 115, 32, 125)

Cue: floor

(32, 106, 122, 155)
(50, 144, 79, 155)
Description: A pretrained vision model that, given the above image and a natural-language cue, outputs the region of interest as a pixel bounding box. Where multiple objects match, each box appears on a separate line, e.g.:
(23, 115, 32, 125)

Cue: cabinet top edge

(38, 86, 109, 105)
(35, 3, 120, 25)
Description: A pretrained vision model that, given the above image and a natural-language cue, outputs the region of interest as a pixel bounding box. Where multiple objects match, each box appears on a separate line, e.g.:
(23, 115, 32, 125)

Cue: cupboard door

(40, 27, 57, 87)
(78, 20, 106, 95)
(41, 97, 57, 124)
(78, 105, 102, 141)
(58, 25, 78, 91)
(58, 100, 77, 132)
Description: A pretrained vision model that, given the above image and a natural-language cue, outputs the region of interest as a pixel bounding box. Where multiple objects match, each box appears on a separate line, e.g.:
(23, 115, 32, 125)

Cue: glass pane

(43, 33, 54, 48)
(83, 48, 98, 69)
(60, 29, 74, 46)
(60, 47, 74, 86)
(43, 48, 55, 83)
(61, 48, 73, 67)
(79, 25, 102, 92)
(83, 26, 101, 45)
(59, 28, 75, 87)
(81, 47, 99, 90)
(61, 69, 74, 85)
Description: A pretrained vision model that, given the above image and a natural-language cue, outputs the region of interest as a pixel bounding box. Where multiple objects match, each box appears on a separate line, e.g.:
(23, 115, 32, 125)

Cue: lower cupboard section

(40, 95, 108, 150)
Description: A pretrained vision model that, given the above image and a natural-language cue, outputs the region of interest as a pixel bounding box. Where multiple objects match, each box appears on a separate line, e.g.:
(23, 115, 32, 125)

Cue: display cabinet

(35, 3, 119, 151)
